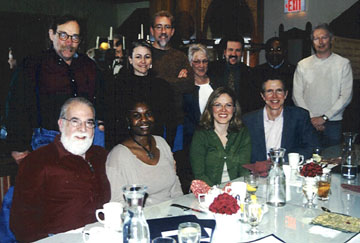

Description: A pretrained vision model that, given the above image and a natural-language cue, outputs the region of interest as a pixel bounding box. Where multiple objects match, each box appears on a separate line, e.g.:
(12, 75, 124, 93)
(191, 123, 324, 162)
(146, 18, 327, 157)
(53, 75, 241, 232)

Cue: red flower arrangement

(300, 162, 323, 177)
(209, 193, 239, 215)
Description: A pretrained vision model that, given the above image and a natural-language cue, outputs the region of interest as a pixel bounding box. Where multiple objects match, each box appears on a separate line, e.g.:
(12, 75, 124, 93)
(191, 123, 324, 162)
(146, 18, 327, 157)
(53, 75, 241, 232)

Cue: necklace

(131, 135, 154, 159)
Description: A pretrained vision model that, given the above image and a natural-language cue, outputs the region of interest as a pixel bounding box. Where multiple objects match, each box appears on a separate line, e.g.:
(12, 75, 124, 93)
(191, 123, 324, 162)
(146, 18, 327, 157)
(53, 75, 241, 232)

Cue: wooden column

(149, 0, 175, 20)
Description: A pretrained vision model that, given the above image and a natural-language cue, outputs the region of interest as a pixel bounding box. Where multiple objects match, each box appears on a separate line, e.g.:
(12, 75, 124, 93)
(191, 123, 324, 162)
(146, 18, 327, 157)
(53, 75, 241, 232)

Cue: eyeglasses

(213, 103, 234, 110)
(192, 59, 209, 65)
(268, 47, 282, 52)
(313, 36, 329, 42)
(57, 31, 81, 43)
(62, 117, 95, 129)
(153, 25, 172, 31)
(264, 89, 285, 96)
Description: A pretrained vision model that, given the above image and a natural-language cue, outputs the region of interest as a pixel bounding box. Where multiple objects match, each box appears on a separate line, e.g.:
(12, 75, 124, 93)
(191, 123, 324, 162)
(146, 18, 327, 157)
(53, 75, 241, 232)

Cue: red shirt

(10, 136, 110, 242)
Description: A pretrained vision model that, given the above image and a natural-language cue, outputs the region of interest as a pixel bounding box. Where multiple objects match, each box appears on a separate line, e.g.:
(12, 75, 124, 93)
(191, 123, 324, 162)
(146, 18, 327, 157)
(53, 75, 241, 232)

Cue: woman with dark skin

(105, 40, 176, 150)
(106, 100, 183, 206)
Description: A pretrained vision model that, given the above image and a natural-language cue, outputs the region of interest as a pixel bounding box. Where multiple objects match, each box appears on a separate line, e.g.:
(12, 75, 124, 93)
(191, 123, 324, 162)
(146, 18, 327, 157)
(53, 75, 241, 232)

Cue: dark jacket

(243, 106, 319, 162)
(208, 60, 256, 114)
(182, 81, 219, 147)
(10, 135, 110, 242)
(5, 49, 104, 152)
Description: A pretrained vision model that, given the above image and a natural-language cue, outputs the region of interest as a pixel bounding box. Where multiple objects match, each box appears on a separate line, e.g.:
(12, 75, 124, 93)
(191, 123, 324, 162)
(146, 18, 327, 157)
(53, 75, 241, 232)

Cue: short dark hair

(49, 14, 81, 35)
(261, 76, 287, 93)
(200, 87, 243, 132)
(128, 40, 152, 57)
(151, 10, 175, 27)
(115, 39, 123, 48)
(265, 37, 285, 52)
(311, 23, 334, 41)
(220, 35, 245, 51)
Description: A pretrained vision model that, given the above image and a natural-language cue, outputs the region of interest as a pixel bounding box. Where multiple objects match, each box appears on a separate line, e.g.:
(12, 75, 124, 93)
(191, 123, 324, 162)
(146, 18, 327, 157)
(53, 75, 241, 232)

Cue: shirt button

(71, 79, 75, 82)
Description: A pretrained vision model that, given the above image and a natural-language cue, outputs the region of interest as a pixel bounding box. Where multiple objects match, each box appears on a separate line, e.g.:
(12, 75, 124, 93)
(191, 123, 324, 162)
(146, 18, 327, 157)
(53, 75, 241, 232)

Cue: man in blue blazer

(243, 77, 318, 163)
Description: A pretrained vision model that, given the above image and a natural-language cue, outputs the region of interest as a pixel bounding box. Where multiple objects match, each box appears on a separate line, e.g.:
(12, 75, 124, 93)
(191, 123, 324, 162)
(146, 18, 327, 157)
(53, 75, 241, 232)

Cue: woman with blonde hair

(190, 87, 251, 186)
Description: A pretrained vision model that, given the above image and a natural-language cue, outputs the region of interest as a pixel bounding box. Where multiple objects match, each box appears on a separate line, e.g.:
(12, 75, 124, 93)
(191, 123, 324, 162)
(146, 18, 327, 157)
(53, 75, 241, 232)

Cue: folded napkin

(242, 160, 272, 177)
(341, 184, 360, 193)
(190, 180, 211, 197)
(311, 212, 360, 233)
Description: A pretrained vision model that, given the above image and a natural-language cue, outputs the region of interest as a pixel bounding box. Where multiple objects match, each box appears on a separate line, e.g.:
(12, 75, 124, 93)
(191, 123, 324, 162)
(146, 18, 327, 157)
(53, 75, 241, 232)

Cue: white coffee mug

(95, 202, 123, 232)
(288, 153, 304, 168)
(82, 226, 122, 243)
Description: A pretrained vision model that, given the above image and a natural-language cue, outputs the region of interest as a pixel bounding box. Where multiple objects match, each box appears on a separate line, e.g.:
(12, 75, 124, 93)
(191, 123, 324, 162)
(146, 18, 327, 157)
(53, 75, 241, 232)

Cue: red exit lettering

(285, 0, 301, 12)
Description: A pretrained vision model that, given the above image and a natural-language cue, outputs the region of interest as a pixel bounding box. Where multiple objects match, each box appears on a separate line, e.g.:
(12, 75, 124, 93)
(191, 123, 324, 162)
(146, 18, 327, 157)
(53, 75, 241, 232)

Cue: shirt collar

(268, 60, 284, 69)
(263, 107, 284, 122)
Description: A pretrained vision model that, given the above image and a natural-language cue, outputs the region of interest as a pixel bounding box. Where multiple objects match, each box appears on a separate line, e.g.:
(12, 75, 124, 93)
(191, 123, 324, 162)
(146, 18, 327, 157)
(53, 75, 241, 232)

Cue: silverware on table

(170, 203, 207, 214)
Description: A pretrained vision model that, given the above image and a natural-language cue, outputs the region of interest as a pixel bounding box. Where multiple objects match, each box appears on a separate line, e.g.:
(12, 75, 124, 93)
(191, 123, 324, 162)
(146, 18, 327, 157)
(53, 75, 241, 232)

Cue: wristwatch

(322, 115, 329, 122)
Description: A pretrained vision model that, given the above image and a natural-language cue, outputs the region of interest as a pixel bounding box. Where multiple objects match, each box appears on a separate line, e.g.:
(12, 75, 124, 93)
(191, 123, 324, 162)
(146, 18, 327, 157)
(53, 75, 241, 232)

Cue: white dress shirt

(263, 107, 284, 158)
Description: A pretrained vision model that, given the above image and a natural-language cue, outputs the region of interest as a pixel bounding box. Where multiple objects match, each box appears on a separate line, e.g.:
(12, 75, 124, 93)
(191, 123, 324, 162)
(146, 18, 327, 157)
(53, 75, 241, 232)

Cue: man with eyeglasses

(149, 10, 194, 150)
(252, 37, 295, 110)
(243, 77, 318, 163)
(208, 35, 254, 114)
(5, 14, 104, 163)
(10, 97, 110, 242)
(293, 23, 353, 149)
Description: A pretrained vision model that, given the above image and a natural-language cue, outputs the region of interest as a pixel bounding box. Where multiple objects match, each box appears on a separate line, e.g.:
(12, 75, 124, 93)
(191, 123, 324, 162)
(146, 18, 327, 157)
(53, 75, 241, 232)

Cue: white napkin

(308, 225, 341, 238)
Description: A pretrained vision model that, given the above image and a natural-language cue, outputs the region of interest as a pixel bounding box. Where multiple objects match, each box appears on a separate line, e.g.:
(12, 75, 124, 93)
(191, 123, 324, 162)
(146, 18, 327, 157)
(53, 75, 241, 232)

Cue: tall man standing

(150, 10, 194, 149)
(208, 35, 254, 114)
(293, 23, 353, 148)
(6, 15, 104, 162)
(10, 97, 110, 242)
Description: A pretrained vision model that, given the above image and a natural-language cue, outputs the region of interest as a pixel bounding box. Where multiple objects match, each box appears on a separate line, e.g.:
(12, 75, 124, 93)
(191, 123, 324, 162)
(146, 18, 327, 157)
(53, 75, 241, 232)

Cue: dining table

(36, 172, 360, 243)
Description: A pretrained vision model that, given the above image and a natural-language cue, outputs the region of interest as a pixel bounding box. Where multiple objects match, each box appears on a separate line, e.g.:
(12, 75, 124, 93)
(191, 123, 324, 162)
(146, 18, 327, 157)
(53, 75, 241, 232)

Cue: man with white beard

(10, 97, 110, 242)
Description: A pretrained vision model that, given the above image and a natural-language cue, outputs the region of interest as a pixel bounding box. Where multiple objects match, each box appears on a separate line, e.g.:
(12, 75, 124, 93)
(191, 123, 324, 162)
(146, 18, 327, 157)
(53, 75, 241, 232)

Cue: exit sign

(284, 0, 306, 13)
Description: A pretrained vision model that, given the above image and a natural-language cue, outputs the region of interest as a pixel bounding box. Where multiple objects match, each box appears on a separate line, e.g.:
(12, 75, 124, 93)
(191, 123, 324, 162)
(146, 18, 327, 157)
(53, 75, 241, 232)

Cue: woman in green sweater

(190, 87, 251, 186)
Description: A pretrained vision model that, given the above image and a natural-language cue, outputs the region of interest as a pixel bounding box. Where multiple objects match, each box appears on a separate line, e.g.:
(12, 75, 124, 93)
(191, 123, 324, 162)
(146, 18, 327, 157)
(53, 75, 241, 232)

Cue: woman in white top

(183, 44, 216, 147)
(106, 100, 183, 206)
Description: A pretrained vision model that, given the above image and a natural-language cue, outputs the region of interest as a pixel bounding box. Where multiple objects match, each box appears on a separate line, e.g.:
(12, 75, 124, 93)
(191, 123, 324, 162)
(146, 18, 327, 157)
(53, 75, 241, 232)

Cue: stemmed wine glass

(246, 202, 265, 234)
(302, 177, 319, 208)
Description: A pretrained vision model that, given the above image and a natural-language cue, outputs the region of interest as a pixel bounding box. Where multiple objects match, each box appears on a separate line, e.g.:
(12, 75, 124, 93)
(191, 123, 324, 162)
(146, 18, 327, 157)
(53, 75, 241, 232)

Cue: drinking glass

(152, 236, 176, 243)
(246, 202, 265, 234)
(302, 177, 318, 208)
(245, 174, 259, 195)
(178, 222, 201, 243)
(318, 173, 331, 201)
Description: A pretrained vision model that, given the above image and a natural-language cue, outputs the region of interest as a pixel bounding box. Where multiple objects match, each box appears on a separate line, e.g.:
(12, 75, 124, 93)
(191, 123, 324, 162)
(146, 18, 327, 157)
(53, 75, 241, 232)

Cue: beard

(60, 130, 93, 157)
(156, 34, 169, 48)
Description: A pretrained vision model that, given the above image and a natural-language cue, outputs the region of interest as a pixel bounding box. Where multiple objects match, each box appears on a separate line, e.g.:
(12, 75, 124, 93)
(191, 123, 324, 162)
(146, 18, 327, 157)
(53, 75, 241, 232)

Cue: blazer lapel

(281, 107, 290, 148)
